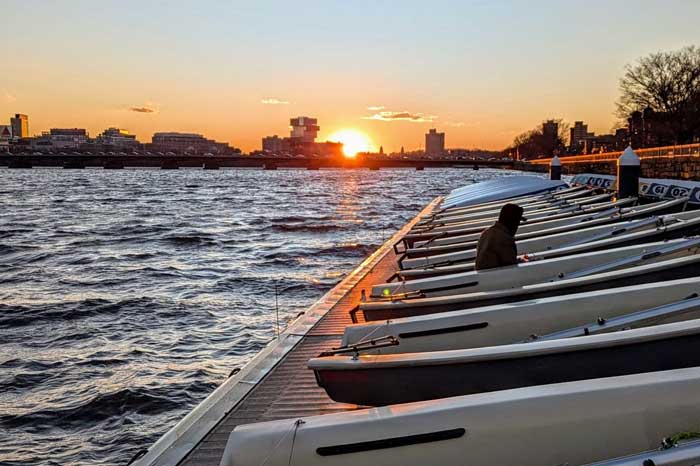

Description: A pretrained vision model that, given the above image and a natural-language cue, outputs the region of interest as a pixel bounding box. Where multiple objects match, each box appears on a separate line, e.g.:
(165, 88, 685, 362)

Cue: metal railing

(529, 143, 700, 165)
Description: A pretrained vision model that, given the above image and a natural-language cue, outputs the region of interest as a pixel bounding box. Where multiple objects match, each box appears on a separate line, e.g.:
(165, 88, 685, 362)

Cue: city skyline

(3, 1, 700, 152)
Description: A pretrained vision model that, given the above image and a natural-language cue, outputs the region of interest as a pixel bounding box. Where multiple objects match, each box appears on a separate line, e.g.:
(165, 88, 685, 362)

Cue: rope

(256, 419, 301, 466)
(355, 319, 392, 345)
(287, 419, 305, 466)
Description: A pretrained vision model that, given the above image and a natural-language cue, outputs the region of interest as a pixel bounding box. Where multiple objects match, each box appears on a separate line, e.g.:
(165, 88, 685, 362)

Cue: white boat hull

(348, 277, 700, 354)
(220, 368, 700, 466)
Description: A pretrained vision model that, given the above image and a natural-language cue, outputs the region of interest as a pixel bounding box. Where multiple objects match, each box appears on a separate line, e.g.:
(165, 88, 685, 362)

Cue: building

(39, 128, 89, 149)
(95, 127, 139, 148)
(149, 132, 231, 154)
(627, 107, 676, 149)
(289, 117, 319, 143)
(0, 125, 11, 151)
(262, 135, 288, 153)
(614, 128, 629, 149)
(425, 128, 445, 156)
(313, 141, 343, 158)
(10, 114, 28, 139)
(569, 121, 594, 151)
(287, 116, 320, 154)
(542, 120, 559, 141)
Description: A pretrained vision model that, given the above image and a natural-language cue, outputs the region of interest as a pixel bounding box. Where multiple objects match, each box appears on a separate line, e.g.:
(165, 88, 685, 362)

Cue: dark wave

(270, 223, 344, 233)
(0, 297, 157, 328)
(160, 234, 218, 246)
(0, 385, 206, 431)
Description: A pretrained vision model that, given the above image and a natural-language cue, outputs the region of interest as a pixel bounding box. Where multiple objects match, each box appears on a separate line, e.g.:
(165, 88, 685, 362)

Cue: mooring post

(617, 146, 640, 199)
(549, 155, 561, 180)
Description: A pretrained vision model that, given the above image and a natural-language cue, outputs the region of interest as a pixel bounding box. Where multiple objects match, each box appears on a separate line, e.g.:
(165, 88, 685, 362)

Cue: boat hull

(361, 259, 700, 321)
(347, 278, 700, 355)
(313, 330, 700, 406)
(220, 368, 700, 466)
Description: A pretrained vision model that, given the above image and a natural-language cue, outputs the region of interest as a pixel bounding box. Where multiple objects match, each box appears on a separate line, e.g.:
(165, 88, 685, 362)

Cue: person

(474, 203, 525, 271)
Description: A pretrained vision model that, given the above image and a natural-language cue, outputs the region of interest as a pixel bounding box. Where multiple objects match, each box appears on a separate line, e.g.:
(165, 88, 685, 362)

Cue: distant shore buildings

(261, 116, 342, 157)
(0, 114, 30, 150)
(148, 132, 231, 154)
(568, 120, 628, 155)
(1, 113, 240, 155)
(96, 128, 139, 149)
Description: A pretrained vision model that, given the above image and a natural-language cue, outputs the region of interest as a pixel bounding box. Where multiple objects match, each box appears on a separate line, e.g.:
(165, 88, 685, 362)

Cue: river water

(0, 168, 536, 465)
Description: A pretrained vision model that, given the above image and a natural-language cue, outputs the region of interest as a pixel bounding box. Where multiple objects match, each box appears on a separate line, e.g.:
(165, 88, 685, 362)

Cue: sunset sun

(327, 129, 374, 157)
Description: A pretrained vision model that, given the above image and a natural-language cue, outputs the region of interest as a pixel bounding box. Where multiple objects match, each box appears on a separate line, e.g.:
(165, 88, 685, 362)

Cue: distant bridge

(0, 153, 515, 170)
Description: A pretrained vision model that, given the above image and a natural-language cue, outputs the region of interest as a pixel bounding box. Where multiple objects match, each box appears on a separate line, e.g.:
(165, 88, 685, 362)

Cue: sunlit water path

(0, 168, 533, 465)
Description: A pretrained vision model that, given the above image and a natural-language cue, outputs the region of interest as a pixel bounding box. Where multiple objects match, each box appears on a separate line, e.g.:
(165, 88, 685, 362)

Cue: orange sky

(3, 1, 700, 153)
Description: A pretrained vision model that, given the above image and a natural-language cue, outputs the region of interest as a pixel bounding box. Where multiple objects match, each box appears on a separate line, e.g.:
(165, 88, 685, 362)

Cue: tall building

(569, 121, 589, 149)
(425, 128, 445, 156)
(10, 114, 28, 138)
(96, 127, 139, 148)
(542, 120, 558, 140)
(150, 132, 231, 154)
(289, 116, 319, 143)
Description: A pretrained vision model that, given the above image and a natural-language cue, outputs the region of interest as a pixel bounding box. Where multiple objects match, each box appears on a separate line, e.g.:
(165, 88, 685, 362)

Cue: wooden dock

(136, 198, 441, 466)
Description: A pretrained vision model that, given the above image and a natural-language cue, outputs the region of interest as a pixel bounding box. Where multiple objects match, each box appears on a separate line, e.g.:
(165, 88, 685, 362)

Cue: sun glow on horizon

(327, 129, 374, 157)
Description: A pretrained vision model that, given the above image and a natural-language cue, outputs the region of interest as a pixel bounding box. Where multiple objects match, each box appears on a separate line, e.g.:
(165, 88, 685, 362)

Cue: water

(0, 168, 536, 465)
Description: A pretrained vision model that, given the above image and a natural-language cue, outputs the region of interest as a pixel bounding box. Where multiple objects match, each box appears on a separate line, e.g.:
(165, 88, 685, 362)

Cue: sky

(2, 0, 700, 153)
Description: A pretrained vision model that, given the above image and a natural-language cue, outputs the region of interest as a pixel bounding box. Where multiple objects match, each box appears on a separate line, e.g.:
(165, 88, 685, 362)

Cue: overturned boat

(360, 252, 700, 321)
(347, 277, 700, 355)
(439, 175, 568, 209)
(372, 238, 700, 299)
(401, 197, 684, 250)
(311, 313, 700, 406)
(399, 208, 700, 271)
(220, 368, 700, 466)
(418, 191, 611, 229)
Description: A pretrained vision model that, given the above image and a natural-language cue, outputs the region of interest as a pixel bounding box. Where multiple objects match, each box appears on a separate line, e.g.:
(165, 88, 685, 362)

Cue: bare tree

(617, 46, 700, 144)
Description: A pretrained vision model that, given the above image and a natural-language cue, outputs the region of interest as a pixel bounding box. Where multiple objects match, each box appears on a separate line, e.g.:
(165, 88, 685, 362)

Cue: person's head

(498, 203, 525, 236)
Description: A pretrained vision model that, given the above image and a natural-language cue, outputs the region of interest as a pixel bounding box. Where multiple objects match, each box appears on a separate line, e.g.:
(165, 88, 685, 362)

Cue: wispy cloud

(3, 89, 17, 103)
(444, 121, 466, 127)
(367, 105, 384, 111)
(261, 98, 289, 105)
(363, 110, 437, 123)
(129, 106, 156, 113)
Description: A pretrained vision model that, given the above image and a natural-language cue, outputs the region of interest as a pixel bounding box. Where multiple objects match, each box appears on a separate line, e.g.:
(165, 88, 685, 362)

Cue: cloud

(261, 98, 289, 105)
(130, 106, 156, 113)
(445, 121, 466, 127)
(363, 110, 437, 123)
(367, 105, 384, 111)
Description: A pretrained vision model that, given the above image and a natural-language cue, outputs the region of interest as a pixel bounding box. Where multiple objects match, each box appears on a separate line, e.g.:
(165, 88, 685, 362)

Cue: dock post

(617, 146, 640, 198)
(549, 155, 561, 180)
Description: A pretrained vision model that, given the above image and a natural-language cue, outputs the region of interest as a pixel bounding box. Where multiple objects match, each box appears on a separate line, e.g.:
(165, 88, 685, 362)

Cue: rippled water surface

(0, 168, 537, 465)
